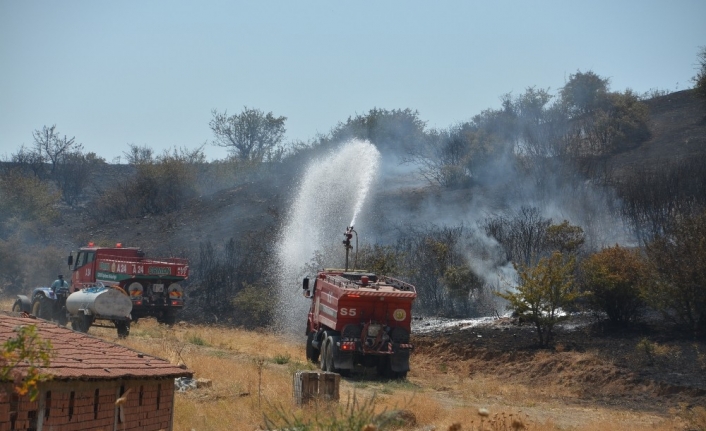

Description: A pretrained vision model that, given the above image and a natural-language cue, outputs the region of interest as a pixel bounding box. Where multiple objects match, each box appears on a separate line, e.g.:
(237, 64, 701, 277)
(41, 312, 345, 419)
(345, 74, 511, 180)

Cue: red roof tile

(0, 312, 192, 381)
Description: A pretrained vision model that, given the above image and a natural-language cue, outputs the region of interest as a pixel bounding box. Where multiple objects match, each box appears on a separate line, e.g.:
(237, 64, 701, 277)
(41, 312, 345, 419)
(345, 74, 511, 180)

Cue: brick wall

(0, 389, 38, 431)
(0, 378, 175, 431)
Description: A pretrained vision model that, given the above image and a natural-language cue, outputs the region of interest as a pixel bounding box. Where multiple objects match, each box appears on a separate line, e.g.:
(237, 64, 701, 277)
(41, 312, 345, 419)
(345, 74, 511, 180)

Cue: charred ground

(413, 315, 706, 414)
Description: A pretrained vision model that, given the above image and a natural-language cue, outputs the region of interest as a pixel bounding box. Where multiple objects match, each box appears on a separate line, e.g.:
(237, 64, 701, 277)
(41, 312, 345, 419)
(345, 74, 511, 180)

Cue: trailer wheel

(306, 332, 319, 363)
(72, 313, 91, 333)
(115, 321, 130, 338)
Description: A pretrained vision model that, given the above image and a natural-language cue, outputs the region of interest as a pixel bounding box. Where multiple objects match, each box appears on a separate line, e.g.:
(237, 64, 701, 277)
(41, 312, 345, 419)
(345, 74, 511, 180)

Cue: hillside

(4, 90, 706, 431)
(610, 89, 706, 173)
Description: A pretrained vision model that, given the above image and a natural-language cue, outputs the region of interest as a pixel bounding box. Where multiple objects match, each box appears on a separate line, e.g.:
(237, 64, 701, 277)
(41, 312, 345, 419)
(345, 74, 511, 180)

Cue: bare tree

(7, 145, 45, 178)
(123, 144, 154, 165)
(210, 107, 286, 162)
(483, 206, 552, 266)
(33, 125, 82, 174)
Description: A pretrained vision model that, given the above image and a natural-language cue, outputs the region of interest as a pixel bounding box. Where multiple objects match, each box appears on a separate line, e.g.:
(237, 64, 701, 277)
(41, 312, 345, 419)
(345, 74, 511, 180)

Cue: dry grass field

(79, 318, 704, 431)
(2, 297, 704, 430)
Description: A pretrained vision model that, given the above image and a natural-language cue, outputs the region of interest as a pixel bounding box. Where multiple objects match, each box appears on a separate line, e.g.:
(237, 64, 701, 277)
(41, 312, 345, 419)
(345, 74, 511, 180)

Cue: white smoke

(274, 139, 381, 332)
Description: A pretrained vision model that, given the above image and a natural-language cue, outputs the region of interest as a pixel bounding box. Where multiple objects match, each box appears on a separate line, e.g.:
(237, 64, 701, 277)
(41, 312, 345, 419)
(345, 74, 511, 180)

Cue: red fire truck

(68, 243, 188, 324)
(303, 228, 416, 378)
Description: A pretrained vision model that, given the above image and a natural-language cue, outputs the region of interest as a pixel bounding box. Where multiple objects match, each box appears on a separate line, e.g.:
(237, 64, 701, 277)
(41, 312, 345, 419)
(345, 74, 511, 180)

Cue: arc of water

(274, 139, 381, 332)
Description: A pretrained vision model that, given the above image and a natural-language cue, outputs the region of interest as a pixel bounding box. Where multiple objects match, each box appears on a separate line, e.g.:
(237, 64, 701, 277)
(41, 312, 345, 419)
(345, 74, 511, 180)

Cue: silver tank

(66, 286, 132, 319)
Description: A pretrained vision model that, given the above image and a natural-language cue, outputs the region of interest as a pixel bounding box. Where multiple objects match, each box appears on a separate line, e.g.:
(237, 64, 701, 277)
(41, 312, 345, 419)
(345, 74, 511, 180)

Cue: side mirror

(302, 277, 313, 298)
(67, 254, 73, 267)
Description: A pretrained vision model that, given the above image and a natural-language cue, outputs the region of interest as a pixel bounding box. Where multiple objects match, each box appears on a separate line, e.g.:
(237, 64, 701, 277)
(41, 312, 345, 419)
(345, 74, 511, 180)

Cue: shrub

(88, 146, 202, 222)
(230, 284, 274, 329)
(581, 245, 647, 324)
(498, 252, 578, 346)
(644, 211, 706, 332)
(0, 169, 59, 233)
(0, 325, 53, 401)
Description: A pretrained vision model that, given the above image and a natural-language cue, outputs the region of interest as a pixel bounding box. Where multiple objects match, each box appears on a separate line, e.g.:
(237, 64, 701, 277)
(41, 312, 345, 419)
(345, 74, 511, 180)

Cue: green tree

(546, 220, 585, 255)
(330, 108, 427, 155)
(498, 252, 578, 346)
(210, 107, 286, 162)
(644, 211, 706, 331)
(356, 244, 400, 276)
(560, 70, 610, 117)
(581, 245, 647, 324)
(560, 72, 650, 160)
(1, 325, 53, 401)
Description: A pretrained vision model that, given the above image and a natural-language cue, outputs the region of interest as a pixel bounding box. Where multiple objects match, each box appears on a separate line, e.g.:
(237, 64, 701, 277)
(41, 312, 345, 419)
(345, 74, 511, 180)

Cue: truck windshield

(74, 252, 86, 269)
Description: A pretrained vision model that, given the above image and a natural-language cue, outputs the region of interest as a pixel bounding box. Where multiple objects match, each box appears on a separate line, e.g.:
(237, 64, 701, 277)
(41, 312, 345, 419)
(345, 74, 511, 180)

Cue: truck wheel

(157, 313, 177, 325)
(376, 356, 390, 378)
(116, 321, 130, 338)
(323, 337, 336, 373)
(306, 332, 320, 363)
(12, 300, 22, 313)
(319, 337, 329, 371)
(376, 356, 407, 380)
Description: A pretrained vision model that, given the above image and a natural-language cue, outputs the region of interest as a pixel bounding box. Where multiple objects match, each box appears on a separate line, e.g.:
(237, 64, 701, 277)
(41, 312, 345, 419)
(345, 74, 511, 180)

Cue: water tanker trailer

(13, 284, 132, 337)
(66, 285, 132, 336)
(303, 227, 417, 378)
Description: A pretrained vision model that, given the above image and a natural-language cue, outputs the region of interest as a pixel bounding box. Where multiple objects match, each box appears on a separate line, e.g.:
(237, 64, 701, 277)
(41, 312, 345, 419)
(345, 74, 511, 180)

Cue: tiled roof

(0, 312, 192, 381)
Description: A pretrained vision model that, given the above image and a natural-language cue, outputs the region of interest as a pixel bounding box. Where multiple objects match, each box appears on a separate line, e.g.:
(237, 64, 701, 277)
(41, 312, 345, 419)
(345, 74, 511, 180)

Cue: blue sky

(1, 1, 704, 162)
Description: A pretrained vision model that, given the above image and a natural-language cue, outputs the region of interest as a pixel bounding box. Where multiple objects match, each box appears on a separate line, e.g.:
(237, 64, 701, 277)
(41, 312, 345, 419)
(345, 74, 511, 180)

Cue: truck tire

(306, 332, 319, 363)
(319, 337, 330, 371)
(157, 313, 177, 325)
(376, 355, 389, 378)
(322, 336, 341, 373)
(12, 300, 22, 313)
(376, 356, 407, 380)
